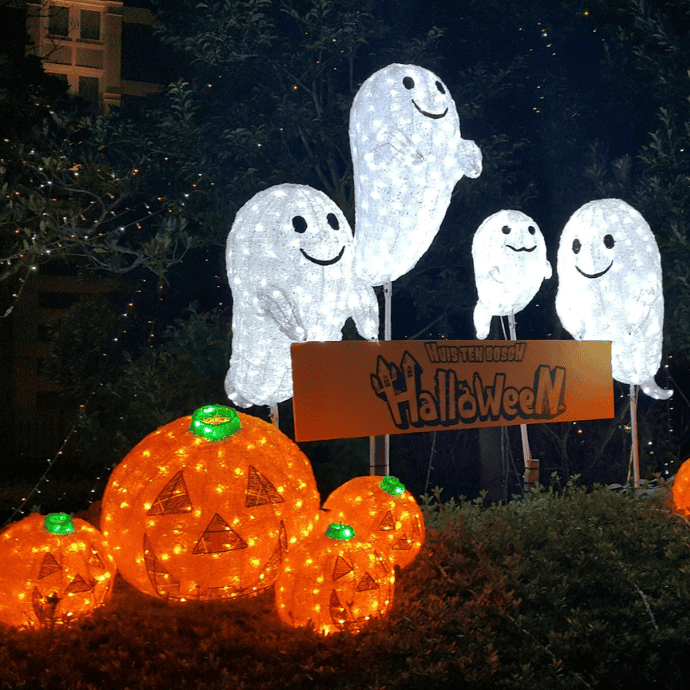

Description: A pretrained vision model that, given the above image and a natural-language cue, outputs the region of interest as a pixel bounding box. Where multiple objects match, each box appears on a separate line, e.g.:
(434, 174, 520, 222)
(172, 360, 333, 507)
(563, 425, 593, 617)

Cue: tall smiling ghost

(350, 63, 483, 286)
(556, 198, 672, 400)
(225, 184, 379, 408)
(472, 210, 552, 339)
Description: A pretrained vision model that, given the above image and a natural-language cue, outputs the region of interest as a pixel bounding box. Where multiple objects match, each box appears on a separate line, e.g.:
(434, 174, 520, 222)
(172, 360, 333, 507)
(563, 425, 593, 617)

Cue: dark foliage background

(1, 0, 690, 512)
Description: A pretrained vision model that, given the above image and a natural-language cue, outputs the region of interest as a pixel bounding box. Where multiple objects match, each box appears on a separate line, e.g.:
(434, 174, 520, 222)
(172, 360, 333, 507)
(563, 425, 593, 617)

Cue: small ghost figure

(225, 184, 379, 408)
(472, 210, 552, 339)
(350, 63, 483, 286)
(556, 198, 672, 400)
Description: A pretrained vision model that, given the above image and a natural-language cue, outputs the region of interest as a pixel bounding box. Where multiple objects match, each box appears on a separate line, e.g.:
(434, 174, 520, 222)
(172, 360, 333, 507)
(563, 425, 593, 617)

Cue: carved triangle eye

(193, 514, 248, 554)
(148, 470, 192, 515)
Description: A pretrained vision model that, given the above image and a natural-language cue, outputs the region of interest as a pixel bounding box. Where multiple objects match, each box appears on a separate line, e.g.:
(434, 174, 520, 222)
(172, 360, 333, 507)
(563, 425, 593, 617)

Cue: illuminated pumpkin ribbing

(321, 475, 425, 569)
(0, 513, 117, 628)
(275, 523, 394, 635)
(101, 405, 321, 601)
(672, 458, 690, 518)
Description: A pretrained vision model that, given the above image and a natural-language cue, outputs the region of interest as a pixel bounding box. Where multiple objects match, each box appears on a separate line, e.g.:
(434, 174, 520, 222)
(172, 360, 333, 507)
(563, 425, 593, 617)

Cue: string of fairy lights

(1, 9, 687, 528)
(1, 98, 228, 527)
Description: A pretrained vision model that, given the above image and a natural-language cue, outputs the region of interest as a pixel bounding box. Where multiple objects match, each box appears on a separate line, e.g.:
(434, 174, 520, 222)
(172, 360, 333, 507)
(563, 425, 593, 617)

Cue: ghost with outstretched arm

(555, 198, 672, 400)
(350, 63, 482, 286)
(225, 184, 379, 408)
(472, 210, 552, 339)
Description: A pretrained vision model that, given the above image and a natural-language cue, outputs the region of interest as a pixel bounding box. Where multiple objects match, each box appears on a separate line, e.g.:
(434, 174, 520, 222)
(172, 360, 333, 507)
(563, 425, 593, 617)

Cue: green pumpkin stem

(190, 405, 241, 441)
(44, 513, 75, 535)
(326, 523, 356, 541)
(380, 476, 405, 496)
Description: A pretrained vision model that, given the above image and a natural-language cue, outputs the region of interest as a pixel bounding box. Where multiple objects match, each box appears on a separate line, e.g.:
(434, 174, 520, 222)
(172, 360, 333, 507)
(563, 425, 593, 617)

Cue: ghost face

(353, 63, 461, 140)
(557, 199, 660, 295)
(569, 229, 616, 279)
(400, 70, 451, 120)
(472, 210, 550, 278)
(292, 210, 346, 267)
(228, 184, 354, 288)
(500, 220, 538, 254)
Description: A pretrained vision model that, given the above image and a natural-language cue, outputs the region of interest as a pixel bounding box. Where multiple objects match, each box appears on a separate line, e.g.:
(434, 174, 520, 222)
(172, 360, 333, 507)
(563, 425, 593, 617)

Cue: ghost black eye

(572, 239, 581, 254)
(528, 225, 536, 235)
(292, 215, 307, 233)
(502, 225, 511, 235)
(327, 213, 340, 230)
(403, 76, 415, 90)
(435, 81, 446, 94)
(604, 234, 615, 249)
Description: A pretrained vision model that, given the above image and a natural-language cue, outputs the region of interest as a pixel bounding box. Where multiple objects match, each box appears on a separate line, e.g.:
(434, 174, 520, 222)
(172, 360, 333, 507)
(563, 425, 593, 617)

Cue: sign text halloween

(291, 340, 613, 442)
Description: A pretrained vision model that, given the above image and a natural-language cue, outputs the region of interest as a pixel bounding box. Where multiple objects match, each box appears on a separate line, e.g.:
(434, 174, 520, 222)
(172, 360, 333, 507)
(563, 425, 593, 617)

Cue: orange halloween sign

(291, 340, 613, 442)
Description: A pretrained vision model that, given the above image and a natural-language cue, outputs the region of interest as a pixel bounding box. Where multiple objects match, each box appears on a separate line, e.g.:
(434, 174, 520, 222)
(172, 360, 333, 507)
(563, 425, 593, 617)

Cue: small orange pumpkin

(672, 458, 690, 517)
(0, 513, 117, 628)
(101, 405, 320, 600)
(275, 523, 394, 635)
(321, 475, 425, 569)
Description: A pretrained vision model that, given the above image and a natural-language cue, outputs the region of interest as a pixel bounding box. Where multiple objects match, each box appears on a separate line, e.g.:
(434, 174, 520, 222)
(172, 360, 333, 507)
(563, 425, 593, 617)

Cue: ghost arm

(458, 138, 482, 179)
(348, 281, 380, 341)
(370, 128, 425, 167)
(257, 288, 307, 342)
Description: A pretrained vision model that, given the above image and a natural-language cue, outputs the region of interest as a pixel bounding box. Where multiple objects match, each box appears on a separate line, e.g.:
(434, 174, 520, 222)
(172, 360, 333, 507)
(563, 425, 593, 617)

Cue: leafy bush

(1, 480, 689, 689)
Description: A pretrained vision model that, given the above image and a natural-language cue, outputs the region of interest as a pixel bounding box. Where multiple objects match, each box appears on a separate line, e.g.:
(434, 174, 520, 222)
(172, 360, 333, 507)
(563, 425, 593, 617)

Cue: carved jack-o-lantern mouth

(412, 100, 448, 119)
(506, 245, 537, 253)
(300, 245, 346, 266)
(576, 261, 614, 279)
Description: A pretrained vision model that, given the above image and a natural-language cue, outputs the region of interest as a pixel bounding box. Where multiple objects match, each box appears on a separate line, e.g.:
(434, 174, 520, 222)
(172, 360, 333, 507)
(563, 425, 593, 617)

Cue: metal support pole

(269, 403, 279, 428)
(369, 281, 392, 476)
(630, 384, 640, 487)
(507, 314, 538, 491)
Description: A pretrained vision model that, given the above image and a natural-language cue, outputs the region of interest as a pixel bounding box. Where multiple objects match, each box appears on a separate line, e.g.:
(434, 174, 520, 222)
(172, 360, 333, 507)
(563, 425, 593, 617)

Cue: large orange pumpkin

(0, 513, 117, 628)
(672, 458, 690, 517)
(100, 405, 320, 600)
(321, 475, 425, 569)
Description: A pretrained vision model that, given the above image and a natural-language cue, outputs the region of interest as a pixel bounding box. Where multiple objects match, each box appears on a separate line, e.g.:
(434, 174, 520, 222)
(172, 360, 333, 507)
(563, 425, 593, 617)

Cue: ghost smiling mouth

(506, 245, 536, 253)
(412, 100, 448, 119)
(300, 246, 346, 266)
(576, 261, 613, 279)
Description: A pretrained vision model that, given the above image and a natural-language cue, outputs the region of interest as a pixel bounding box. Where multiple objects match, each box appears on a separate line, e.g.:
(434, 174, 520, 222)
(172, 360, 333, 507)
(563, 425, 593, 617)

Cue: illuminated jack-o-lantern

(321, 476, 425, 569)
(0, 513, 117, 628)
(225, 183, 379, 408)
(350, 63, 482, 286)
(472, 210, 552, 339)
(100, 405, 321, 601)
(556, 199, 672, 400)
(672, 458, 690, 517)
(275, 523, 394, 635)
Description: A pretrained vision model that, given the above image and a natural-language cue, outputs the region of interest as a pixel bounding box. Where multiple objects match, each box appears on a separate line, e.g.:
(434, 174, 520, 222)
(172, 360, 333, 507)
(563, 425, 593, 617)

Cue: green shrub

(1, 479, 689, 689)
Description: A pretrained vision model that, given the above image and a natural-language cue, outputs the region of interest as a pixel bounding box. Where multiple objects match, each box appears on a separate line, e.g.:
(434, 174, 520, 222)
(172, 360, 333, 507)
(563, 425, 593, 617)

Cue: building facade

(26, 0, 164, 111)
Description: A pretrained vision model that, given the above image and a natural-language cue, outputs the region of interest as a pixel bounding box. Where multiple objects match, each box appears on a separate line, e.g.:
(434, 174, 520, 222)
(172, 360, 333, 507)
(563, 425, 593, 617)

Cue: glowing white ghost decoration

(472, 210, 552, 339)
(225, 184, 379, 407)
(350, 63, 483, 286)
(556, 198, 672, 400)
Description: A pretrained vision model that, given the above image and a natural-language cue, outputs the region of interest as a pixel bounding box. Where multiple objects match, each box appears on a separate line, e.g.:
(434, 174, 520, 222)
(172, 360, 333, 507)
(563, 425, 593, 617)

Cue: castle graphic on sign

(370, 345, 567, 430)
